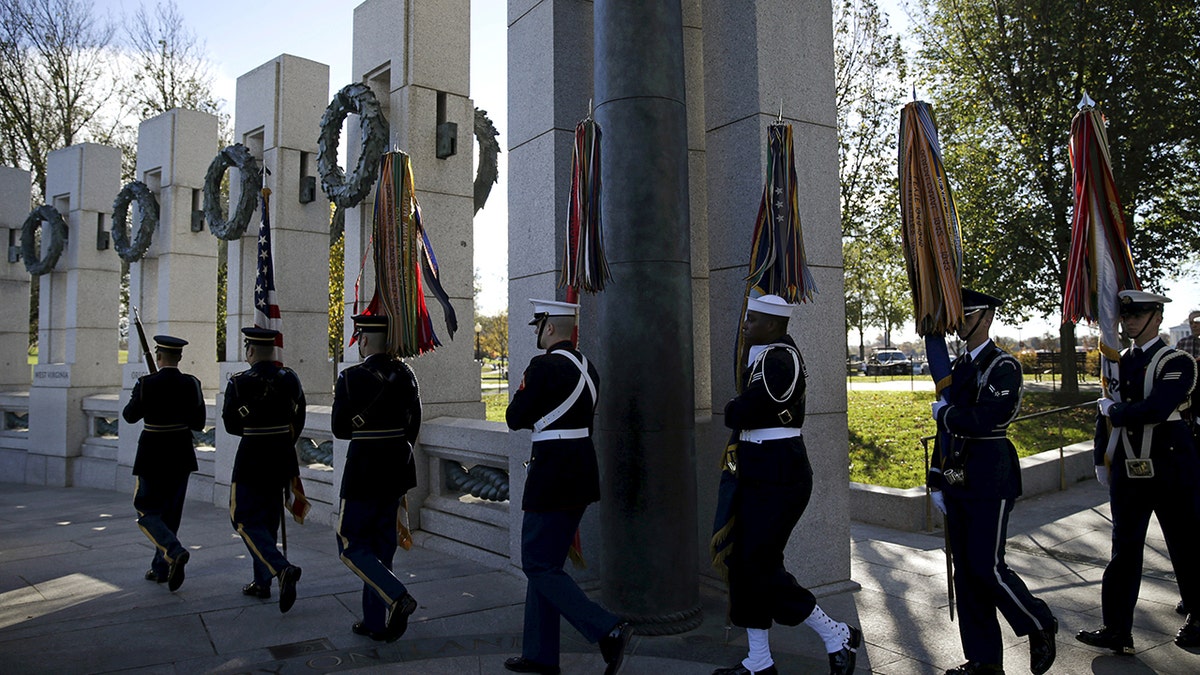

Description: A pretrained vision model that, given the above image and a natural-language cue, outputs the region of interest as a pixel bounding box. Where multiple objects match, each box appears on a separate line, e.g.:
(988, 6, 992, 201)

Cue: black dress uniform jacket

(332, 353, 421, 500)
(929, 342, 1023, 500)
(1094, 340, 1197, 471)
(123, 367, 206, 476)
(222, 361, 306, 487)
(726, 336, 808, 482)
(507, 340, 601, 512)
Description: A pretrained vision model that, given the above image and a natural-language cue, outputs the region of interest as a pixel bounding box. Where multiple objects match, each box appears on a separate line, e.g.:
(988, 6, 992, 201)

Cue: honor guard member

(332, 314, 420, 642)
(1077, 290, 1200, 653)
(503, 300, 631, 675)
(927, 288, 1057, 675)
(122, 335, 205, 591)
(713, 294, 861, 675)
(223, 327, 306, 613)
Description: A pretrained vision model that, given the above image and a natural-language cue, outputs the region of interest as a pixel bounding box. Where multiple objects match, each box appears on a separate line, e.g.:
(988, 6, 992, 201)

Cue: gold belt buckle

(1125, 458, 1155, 479)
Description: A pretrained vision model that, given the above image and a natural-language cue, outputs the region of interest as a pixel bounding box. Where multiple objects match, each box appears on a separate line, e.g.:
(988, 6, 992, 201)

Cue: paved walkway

(1, 481, 1198, 673)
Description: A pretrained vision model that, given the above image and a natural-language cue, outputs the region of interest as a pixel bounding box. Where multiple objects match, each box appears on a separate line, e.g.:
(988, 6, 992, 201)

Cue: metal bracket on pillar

(436, 122, 458, 159)
(299, 175, 316, 204)
(191, 209, 205, 232)
(96, 229, 110, 250)
(7, 245, 19, 263)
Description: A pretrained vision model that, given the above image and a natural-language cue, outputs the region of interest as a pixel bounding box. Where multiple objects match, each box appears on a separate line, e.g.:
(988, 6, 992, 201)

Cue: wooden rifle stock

(132, 306, 157, 374)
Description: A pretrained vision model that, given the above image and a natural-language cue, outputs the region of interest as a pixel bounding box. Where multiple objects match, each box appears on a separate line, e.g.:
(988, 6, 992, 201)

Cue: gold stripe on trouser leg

(337, 498, 396, 605)
(230, 482, 280, 577)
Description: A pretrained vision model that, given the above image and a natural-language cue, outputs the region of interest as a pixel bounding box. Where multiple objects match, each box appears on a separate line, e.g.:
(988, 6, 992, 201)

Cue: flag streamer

(365, 151, 457, 357)
(560, 117, 611, 294)
(254, 188, 284, 364)
(745, 123, 818, 304)
(1062, 103, 1140, 398)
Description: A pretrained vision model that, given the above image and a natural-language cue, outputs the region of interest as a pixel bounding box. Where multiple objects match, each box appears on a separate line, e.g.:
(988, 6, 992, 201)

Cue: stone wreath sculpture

(318, 82, 389, 210)
(111, 181, 160, 262)
(473, 107, 500, 214)
(203, 143, 262, 240)
(20, 205, 68, 276)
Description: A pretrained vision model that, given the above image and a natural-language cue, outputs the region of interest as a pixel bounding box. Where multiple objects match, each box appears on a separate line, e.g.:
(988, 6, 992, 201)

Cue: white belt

(531, 428, 589, 442)
(739, 428, 802, 443)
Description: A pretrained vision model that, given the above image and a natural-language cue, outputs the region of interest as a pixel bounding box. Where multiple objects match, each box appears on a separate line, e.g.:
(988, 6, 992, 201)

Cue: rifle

(132, 306, 157, 374)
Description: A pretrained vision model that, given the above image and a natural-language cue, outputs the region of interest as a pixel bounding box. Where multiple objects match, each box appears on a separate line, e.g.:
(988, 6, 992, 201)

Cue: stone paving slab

(3, 480, 1200, 673)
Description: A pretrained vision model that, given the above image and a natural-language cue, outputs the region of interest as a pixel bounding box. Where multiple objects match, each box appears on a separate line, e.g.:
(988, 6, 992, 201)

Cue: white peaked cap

(746, 294, 794, 318)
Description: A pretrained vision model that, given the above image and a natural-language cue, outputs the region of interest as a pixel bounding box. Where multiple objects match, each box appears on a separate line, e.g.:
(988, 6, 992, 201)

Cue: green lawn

(848, 389, 1096, 488)
(484, 391, 508, 422)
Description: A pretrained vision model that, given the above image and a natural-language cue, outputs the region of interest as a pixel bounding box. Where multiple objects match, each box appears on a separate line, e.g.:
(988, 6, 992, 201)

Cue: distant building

(1169, 322, 1190, 346)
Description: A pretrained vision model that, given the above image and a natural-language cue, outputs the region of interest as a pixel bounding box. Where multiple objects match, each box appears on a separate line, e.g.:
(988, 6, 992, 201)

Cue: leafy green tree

(911, 0, 1200, 391)
(834, 0, 911, 350)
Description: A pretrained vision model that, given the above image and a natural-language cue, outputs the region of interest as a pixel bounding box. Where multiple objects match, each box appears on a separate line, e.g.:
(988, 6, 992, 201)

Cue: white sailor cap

(528, 299, 580, 325)
(1118, 290, 1170, 314)
(746, 294, 795, 318)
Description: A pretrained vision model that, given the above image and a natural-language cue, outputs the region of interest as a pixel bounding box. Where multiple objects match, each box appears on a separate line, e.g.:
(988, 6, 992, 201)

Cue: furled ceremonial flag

(898, 100, 964, 394)
(254, 188, 284, 363)
(364, 151, 457, 357)
(1062, 93, 1140, 403)
(560, 115, 610, 296)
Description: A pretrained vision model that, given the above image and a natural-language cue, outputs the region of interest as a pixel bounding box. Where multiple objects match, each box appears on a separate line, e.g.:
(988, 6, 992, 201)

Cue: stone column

(593, 1, 701, 632)
(0, 166, 32, 389)
(28, 143, 121, 486)
(700, 0, 852, 593)
(506, 0, 597, 572)
(348, 0, 480, 422)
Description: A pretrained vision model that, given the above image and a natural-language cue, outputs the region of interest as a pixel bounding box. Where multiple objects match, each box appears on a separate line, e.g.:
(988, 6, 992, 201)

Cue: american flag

(254, 188, 283, 362)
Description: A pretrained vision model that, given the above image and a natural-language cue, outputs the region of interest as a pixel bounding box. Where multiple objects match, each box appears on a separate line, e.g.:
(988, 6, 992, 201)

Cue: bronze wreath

(111, 181, 160, 262)
(318, 82, 389, 209)
(20, 205, 68, 276)
(203, 144, 262, 240)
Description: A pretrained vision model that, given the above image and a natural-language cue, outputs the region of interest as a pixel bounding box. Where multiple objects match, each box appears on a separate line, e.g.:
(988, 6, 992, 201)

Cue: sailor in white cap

(503, 300, 631, 675)
(1078, 289, 1200, 653)
(712, 294, 861, 675)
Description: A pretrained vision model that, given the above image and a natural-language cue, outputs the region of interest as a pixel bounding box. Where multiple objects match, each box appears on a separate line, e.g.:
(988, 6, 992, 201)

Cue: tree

(0, 0, 117, 198)
(834, 0, 911, 349)
(911, 0, 1200, 391)
(477, 311, 508, 361)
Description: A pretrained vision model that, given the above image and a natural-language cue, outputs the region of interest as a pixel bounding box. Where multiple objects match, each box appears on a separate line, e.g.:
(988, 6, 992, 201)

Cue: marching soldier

(332, 314, 421, 642)
(1077, 290, 1200, 653)
(928, 289, 1057, 675)
(712, 294, 860, 675)
(122, 335, 205, 591)
(223, 327, 306, 613)
(503, 300, 631, 675)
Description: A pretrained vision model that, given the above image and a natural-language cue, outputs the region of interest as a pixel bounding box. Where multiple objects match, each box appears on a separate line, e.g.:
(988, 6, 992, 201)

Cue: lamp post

(474, 322, 482, 361)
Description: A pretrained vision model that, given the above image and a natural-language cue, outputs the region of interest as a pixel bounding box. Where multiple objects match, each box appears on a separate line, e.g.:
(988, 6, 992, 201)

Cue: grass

(848, 389, 1097, 489)
(483, 391, 508, 422)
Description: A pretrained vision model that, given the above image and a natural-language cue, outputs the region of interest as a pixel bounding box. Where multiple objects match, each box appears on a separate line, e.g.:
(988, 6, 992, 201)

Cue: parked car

(866, 349, 912, 376)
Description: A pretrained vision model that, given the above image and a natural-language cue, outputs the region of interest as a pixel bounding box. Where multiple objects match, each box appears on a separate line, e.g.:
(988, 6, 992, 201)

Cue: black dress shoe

(145, 569, 166, 583)
(166, 550, 189, 592)
(277, 565, 301, 613)
(829, 625, 861, 675)
(944, 662, 1004, 675)
(600, 621, 633, 675)
(385, 593, 418, 641)
(351, 621, 389, 641)
(242, 581, 271, 598)
(1029, 616, 1057, 675)
(1176, 613, 1200, 647)
(1075, 626, 1134, 654)
(1178, 600, 1189, 616)
(503, 656, 561, 674)
(711, 665, 778, 675)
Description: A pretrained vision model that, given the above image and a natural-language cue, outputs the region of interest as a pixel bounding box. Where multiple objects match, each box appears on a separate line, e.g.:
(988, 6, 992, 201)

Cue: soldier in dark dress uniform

(122, 335, 205, 592)
(1077, 290, 1200, 653)
(332, 314, 420, 642)
(222, 327, 306, 613)
(928, 288, 1057, 675)
(713, 294, 860, 675)
(503, 300, 631, 675)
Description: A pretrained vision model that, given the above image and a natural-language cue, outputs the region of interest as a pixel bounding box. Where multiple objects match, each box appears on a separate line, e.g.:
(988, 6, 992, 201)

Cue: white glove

(930, 489, 947, 515)
(931, 399, 948, 420)
(1095, 465, 1110, 487)
(1097, 397, 1114, 417)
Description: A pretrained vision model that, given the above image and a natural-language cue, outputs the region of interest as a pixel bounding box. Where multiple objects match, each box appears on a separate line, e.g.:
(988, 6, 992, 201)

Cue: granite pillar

(0, 166, 32, 390)
(593, 0, 701, 633)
